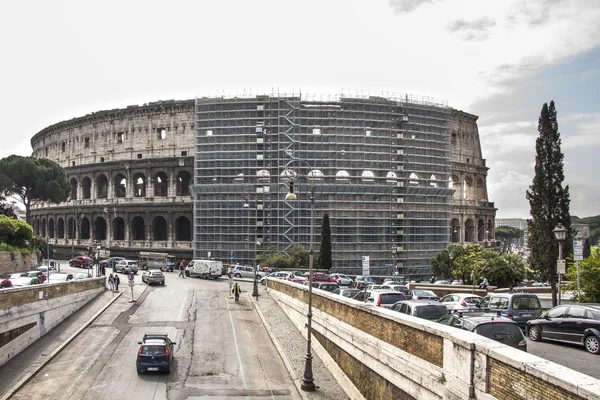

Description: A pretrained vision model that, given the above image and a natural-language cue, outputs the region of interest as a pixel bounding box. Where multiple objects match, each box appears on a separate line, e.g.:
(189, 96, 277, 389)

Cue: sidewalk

(251, 289, 350, 400)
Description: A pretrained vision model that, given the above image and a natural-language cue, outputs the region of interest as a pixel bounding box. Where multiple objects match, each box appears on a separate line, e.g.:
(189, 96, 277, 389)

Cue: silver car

(230, 265, 265, 279)
(115, 260, 139, 274)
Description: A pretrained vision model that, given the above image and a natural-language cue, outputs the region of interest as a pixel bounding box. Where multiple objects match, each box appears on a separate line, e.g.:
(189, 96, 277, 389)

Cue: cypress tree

(319, 213, 332, 272)
(526, 101, 572, 307)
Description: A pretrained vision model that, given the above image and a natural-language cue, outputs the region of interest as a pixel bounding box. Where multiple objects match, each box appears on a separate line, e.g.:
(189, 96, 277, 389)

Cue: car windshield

(512, 297, 541, 310)
(415, 305, 447, 320)
(464, 297, 481, 304)
(380, 293, 407, 304)
(414, 290, 436, 296)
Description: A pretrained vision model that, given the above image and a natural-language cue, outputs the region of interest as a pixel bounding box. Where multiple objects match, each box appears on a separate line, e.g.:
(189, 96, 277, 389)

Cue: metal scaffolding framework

(193, 94, 453, 280)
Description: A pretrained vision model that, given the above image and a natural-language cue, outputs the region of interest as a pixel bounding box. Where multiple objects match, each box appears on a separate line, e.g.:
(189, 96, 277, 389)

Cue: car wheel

(528, 326, 542, 342)
(585, 335, 600, 354)
(235, 273, 241, 278)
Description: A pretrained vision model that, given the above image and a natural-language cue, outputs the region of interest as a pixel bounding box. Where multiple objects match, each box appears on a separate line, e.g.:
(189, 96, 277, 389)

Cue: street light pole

(244, 189, 259, 298)
(553, 224, 567, 306)
(284, 160, 316, 392)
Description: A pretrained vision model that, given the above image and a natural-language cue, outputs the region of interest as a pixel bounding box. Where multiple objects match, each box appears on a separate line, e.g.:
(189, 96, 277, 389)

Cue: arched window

(80, 218, 91, 239)
(114, 174, 127, 198)
(133, 174, 146, 197)
(48, 218, 55, 238)
(94, 217, 107, 240)
(430, 174, 437, 187)
(176, 171, 192, 196)
(131, 216, 145, 240)
(154, 172, 168, 196)
(386, 171, 397, 183)
(82, 177, 92, 199)
(361, 171, 375, 182)
(70, 178, 78, 199)
(152, 216, 168, 240)
(175, 216, 191, 241)
(409, 173, 420, 186)
(112, 217, 125, 240)
(96, 174, 108, 198)
(336, 170, 350, 182)
(57, 218, 65, 239)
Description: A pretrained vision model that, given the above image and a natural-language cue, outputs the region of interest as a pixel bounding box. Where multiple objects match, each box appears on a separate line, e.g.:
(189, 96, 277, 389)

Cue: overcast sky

(1, 0, 599, 219)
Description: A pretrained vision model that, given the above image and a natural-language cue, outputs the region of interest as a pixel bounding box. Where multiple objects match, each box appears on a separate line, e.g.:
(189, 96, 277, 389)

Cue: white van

(188, 260, 223, 279)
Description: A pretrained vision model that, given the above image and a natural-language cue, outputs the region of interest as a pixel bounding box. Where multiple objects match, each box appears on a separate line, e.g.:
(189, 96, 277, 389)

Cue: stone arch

(464, 219, 475, 242)
(81, 217, 91, 239)
(94, 217, 107, 240)
(175, 216, 191, 241)
(68, 217, 76, 239)
(133, 173, 146, 197)
(409, 172, 420, 186)
(70, 178, 78, 199)
(41, 218, 47, 237)
(475, 177, 486, 200)
(152, 216, 168, 240)
(487, 220, 494, 240)
(112, 217, 125, 240)
(34, 218, 40, 236)
(464, 176, 474, 200)
(451, 218, 460, 242)
(82, 177, 92, 199)
(154, 172, 169, 197)
(114, 174, 127, 198)
(131, 216, 145, 240)
(96, 174, 108, 198)
(48, 218, 55, 238)
(336, 170, 350, 182)
(176, 171, 191, 196)
(430, 174, 437, 187)
(451, 174, 460, 200)
(477, 219, 485, 241)
(57, 217, 65, 239)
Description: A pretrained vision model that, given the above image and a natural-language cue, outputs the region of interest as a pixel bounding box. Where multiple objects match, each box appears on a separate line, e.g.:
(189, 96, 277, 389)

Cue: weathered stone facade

(28, 98, 496, 268)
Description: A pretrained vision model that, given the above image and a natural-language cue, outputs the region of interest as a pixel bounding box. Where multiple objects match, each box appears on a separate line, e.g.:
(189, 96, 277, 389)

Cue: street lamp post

(284, 160, 317, 392)
(243, 189, 259, 299)
(553, 224, 567, 306)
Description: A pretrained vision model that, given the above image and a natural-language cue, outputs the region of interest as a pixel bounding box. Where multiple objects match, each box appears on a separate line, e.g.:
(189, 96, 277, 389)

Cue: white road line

(227, 298, 249, 399)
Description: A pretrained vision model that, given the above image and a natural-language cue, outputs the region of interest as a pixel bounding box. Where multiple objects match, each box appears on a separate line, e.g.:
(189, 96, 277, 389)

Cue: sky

(1, 0, 599, 219)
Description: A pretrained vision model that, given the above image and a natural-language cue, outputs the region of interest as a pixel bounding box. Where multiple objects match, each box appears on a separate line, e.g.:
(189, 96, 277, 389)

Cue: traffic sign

(557, 259, 566, 274)
(362, 256, 370, 276)
(574, 240, 584, 261)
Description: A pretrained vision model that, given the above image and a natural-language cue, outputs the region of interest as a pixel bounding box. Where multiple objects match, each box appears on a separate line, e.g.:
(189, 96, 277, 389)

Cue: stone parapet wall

(0, 277, 105, 367)
(267, 279, 600, 400)
(0, 252, 36, 276)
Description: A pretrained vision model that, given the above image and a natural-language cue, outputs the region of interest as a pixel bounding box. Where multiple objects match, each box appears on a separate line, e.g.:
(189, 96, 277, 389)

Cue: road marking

(227, 299, 249, 398)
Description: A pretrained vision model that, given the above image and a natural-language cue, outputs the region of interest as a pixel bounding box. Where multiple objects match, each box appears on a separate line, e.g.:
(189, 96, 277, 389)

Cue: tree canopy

(525, 101, 572, 307)
(495, 226, 523, 254)
(0, 214, 33, 247)
(566, 246, 600, 302)
(318, 213, 332, 270)
(0, 155, 70, 225)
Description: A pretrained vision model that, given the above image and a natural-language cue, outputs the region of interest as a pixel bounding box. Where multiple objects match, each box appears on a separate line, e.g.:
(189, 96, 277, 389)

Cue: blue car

(136, 333, 176, 374)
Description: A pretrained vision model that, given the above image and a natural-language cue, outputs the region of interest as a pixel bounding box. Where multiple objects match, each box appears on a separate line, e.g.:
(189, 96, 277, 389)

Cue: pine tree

(526, 101, 572, 307)
(318, 213, 332, 272)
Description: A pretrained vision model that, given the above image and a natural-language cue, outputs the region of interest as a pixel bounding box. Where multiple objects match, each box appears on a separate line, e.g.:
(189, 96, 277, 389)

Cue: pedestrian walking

(232, 282, 242, 303)
(108, 274, 114, 291)
(114, 274, 120, 291)
(227, 268, 234, 291)
(179, 259, 187, 278)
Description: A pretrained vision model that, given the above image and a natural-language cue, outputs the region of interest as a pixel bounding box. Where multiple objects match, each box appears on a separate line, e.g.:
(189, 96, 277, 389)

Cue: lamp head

(553, 224, 567, 241)
(285, 181, 297, 201)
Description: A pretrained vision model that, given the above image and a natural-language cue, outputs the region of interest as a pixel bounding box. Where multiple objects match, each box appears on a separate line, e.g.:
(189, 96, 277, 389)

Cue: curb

(1, 290, 124, 400)
(249, 292, 310, 400)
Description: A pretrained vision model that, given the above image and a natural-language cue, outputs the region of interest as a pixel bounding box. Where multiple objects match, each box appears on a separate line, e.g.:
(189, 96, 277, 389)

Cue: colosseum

(29, 92, 496, 280)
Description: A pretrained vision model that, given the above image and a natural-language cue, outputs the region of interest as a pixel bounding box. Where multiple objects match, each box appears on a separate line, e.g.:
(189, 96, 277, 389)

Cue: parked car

(99, 256, 125, 270)
(11, 277, 42, 286)
(329, 273, 353, 287)
(136, 333, 176, 374)
(230, 265, 266, 279)
(25, 270, 46, 283)
(48, 273, 74, 283)
(365, 291, 408, 309)
(352, 290, 372, 302)
(354, 275, 376, 289)
(389, 285, 412, 297)
(142, 270, 166, 285)
(382, 278, 405, 285)
(310, 273, 336, 283)
(260, 271, 295, 285)
(477, 293, 542, 328)
(526, 304, 600, 354)
(74, 272, 91, 280)
(37, 265, 57, 274)
(332, 287, 361, 299)
(10, 272, 27, 279)
(434, 280, 453, 285)
(391, 300, 448, 321)
(438, 293, 482, 312)
(69, 256, 93, 268)
(408, 289, 439, 301)
(437, 313, 527, 351)
(311, 282, 340, 292)
(0, 278, 13, 288)
(115, 260, 139, 274)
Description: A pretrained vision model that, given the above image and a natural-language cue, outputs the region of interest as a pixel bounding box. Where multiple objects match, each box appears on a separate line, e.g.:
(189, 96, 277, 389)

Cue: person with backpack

(232, 282, 241, 303)
(113, 273, 120, 291)
(179, 260, 187, 278)
(108, 274, 114, 291)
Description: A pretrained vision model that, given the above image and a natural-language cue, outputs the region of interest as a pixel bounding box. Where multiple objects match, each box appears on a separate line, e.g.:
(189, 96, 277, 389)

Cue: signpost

(574, 240, 583, 302)
(361, 256, 370, 276)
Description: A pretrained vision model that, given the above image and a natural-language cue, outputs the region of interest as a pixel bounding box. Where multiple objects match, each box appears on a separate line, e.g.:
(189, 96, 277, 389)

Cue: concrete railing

(0, 277, 105, 367)
(266, 279, 600, 400)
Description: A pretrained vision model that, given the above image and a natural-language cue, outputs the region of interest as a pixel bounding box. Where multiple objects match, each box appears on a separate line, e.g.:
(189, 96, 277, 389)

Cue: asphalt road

(527, 337, 600, 379)
(11, 267, 302, 400)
